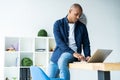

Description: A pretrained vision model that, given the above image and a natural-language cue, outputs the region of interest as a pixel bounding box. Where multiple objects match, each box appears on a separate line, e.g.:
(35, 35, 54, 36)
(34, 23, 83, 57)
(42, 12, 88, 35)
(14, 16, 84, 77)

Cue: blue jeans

(47, 52, 75, 80)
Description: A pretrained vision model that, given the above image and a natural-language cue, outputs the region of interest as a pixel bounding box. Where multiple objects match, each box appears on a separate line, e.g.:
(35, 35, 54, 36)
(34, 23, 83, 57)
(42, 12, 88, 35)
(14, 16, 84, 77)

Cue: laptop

(87, 49, 113, 63)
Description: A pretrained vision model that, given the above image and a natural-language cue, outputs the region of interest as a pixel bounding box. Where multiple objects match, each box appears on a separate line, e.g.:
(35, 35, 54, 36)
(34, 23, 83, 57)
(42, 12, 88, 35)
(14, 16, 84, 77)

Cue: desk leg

(98, 70, 110, 80)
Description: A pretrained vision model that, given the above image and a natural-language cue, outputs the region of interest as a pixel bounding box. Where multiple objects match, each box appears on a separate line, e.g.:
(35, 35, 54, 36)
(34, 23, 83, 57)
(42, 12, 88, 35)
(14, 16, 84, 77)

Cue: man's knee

(58, 52, 73, 68)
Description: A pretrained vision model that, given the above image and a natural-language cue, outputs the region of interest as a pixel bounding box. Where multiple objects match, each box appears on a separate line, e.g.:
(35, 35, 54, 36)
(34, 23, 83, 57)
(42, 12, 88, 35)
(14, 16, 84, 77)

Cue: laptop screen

(87, 49, 112, 63)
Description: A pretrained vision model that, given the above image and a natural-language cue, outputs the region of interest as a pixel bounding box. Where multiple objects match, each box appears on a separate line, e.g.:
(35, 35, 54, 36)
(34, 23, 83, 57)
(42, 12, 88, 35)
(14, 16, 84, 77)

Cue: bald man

(48, 3, 91, 80)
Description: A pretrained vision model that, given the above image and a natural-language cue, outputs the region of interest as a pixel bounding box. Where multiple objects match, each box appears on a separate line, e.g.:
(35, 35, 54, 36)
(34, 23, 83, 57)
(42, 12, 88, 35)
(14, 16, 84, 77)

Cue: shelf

(4, 36, 55, 80)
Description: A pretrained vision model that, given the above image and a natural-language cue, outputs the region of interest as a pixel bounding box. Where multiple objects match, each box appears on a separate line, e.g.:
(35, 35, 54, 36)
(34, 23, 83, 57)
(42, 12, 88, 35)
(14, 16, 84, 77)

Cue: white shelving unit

(4, 37, 55, 80)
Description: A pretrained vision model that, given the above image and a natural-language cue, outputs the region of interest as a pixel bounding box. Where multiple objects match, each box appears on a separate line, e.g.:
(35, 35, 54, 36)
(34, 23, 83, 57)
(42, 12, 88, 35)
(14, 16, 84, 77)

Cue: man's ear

(69, 9, 72, 13)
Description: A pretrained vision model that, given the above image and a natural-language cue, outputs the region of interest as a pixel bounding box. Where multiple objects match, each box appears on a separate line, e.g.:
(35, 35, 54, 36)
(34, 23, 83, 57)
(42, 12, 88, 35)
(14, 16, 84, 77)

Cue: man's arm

(82, 26, 91, 57)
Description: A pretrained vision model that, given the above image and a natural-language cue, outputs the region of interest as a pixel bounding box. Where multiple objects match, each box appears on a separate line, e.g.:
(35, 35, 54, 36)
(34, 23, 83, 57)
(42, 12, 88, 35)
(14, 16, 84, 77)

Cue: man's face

(68, 7, 82, 23)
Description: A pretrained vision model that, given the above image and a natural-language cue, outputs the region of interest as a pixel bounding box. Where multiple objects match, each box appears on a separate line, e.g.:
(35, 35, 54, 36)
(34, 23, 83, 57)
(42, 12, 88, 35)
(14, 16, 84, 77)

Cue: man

(48, 3, 91, 80)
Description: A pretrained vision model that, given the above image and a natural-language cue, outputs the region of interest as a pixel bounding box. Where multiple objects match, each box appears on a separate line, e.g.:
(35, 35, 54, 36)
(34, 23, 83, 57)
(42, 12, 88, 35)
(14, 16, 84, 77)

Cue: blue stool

(30, 66, 63, 80)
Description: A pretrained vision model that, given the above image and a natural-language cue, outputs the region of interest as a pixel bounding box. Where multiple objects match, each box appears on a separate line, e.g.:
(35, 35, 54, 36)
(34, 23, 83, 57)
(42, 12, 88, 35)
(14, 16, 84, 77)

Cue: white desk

(69, 63, 120, 80)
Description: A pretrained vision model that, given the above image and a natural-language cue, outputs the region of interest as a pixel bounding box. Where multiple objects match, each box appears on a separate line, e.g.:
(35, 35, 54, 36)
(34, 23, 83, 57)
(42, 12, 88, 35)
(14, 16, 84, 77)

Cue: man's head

(67, 3, 83, 23)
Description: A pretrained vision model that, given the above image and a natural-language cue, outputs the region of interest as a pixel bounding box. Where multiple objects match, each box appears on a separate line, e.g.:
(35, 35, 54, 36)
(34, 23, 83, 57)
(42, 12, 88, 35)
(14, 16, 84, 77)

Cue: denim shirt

(51, 17, 91, 63)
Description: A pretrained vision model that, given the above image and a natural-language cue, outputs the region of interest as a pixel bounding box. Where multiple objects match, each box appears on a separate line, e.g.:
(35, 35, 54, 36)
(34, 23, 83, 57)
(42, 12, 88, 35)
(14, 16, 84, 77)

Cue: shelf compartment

(49, 38, 56, 52)
(4, 52, 19, 67)
(5, 37, 19, 51)
(35, 52, 48, 70)
(35, 38, 48, 52)
(4, 67, 19, 80)
(20, 52, 33, 67)
(20, 68, 31, 80)
(20, 37, 34, 52)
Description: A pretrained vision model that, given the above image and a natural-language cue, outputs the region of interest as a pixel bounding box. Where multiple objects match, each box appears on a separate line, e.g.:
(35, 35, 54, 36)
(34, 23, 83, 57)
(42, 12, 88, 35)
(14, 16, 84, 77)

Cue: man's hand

(73, 52, 85, 61)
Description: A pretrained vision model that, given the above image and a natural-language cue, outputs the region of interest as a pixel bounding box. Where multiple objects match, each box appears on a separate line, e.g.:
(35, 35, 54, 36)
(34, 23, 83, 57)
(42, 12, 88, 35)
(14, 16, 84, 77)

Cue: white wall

(0, 0, 120, 80)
